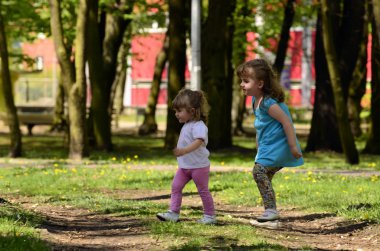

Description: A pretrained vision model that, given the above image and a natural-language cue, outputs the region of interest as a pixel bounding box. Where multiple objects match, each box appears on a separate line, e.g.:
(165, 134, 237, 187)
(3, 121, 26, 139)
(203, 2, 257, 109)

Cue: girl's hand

(290, 146, 302, 159)
(173, 147, 185, 157)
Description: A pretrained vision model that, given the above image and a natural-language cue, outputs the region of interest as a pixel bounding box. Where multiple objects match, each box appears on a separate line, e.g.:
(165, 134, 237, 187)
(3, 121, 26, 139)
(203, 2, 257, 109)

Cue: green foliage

(1, 0, 50, 41)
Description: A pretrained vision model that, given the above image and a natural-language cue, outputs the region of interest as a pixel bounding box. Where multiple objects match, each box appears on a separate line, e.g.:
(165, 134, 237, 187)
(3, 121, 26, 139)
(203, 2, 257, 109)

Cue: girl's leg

(252, 163, 282, 210)
(170, 168, 191, 213)
(191, 167, 215, 216)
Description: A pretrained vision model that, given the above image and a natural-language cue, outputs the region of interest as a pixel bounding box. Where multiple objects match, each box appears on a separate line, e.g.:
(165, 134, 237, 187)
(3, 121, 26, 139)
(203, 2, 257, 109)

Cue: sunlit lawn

(0, 130, 379, 170)
(0, 130, 379, 250)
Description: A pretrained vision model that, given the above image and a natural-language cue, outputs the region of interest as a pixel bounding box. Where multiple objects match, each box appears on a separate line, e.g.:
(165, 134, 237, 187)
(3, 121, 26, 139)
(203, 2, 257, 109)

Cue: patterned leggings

(252, 163, 282, 210)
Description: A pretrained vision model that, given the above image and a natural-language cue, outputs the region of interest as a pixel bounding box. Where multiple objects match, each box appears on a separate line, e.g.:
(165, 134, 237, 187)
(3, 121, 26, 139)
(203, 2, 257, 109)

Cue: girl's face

(175, 107, 194, 123)
(239, 68, 263, 97)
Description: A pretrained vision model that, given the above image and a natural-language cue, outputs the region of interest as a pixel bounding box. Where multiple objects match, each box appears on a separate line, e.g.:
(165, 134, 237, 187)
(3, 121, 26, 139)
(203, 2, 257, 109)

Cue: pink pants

(170, 167, 215, 216)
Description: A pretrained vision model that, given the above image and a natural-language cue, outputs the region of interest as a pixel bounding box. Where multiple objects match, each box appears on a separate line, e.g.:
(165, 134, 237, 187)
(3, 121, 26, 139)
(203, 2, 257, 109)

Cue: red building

(19, 29, 372, 109)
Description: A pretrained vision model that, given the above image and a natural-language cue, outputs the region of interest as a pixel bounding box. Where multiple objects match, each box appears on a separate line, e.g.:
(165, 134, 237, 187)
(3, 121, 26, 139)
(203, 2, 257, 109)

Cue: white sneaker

(256, 209, 279, 222)
(156, 211, 179, 222)
(250, 219, 281, 229)
(197, 215, 217, 224)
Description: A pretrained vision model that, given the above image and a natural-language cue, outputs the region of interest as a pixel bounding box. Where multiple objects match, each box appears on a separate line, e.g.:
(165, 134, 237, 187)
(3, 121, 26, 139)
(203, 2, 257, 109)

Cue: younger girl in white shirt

(157, 88, 216, 224)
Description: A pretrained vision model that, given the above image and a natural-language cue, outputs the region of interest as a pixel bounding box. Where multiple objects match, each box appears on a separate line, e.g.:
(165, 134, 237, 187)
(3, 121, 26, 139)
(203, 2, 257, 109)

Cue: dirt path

(6, 190, 379, 251)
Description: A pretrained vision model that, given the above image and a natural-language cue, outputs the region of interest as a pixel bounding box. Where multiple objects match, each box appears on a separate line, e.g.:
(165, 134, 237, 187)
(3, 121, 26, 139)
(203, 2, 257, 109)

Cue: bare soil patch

(6, 189, 379, 251)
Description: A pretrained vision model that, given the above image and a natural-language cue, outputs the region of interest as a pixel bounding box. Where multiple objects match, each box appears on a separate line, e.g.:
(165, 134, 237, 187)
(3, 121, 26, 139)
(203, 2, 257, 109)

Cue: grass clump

(0, 203, 49, 251)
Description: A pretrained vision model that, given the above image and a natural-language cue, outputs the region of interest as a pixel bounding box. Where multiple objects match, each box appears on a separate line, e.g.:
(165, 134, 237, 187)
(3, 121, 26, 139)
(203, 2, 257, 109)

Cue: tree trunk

(202, 0, 236, 149)
(232, 0, 248, 136)
(374, 0, 380, 39)
(51, 76, 67, 133)
(273, 0, 296, 75)
(0, 7, 22, 157)
(363, 3, 380, 154)
(87, 0, 134, 151)
(164, 0, 186, 149)
(87, 0, 111, 151)
(348, 1, 368, 137)
(50, 0, 88, 159)
(68, 0, 89, 160)
(321, 0, 359, 164)
(139, 31, 169, 135)
(305, 14, 342, 152)
(109, 29, 131, 127)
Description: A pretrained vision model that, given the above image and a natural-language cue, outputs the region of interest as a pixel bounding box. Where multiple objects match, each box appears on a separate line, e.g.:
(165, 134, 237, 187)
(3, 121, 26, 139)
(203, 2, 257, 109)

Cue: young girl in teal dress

(237, 59, 304, 222)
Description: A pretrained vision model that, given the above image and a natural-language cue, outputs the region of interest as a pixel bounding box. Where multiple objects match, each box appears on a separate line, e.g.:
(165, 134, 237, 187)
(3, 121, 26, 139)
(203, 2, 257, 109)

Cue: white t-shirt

(177, 120, 210, 169)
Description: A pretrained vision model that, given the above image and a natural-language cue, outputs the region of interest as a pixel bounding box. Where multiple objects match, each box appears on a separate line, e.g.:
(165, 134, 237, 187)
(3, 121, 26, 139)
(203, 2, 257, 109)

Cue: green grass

(0, 203, 49, 251)
(1, 132, 379, 170)
(1, 164, 378, 249)
(0, 132, 379, 249)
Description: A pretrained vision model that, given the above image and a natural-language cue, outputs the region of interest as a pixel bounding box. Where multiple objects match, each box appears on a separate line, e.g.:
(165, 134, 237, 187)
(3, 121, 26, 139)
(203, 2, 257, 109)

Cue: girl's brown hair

(172, 88, 210, 123)
(236, 58, 285, 102)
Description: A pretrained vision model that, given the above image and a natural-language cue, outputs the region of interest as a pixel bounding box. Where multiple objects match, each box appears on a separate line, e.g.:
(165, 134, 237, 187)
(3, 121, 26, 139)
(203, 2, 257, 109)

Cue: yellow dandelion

(134, 155, 138, 159)
(220, 161, 225, 166)
(112, 157, 117, 161)
(368, 162, 376, 168)
(371, 175, 378, 182)
(284, 176, 290, 180)
(71, 168, 77, 173)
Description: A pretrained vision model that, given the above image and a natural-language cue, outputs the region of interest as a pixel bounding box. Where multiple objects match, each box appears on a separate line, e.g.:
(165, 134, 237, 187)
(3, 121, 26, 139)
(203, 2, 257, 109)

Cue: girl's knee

(252, 163, 266, 181)
(171, 183, 185, 193)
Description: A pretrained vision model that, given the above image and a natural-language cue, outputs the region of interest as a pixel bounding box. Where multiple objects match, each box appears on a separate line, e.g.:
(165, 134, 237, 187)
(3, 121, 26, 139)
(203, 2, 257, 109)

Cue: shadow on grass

(170, 239, 321, 251)
(0, 236, 50, 251)
(130, 191, 198, 201)
(0, 133, 255, 165)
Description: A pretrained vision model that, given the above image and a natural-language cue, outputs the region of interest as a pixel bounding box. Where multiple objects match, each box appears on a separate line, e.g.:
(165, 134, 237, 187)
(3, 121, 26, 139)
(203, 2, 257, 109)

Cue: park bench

(0, 106, 54, 135)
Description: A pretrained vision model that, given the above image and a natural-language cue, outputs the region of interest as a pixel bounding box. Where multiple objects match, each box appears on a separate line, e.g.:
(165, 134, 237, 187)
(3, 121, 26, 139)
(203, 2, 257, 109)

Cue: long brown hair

(237, 58, 285, 102)
(172, 88, 210, 123)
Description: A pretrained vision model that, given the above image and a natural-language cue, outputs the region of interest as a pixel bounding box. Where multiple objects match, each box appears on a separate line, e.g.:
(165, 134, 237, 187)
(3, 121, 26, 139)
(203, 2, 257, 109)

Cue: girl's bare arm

(173, 139, 204, 156)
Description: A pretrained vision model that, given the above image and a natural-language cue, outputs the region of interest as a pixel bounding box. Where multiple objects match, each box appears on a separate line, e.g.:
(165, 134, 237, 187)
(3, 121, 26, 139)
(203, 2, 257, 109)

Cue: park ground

(0, 121, 379, 250)
(2, 165, 379, 251)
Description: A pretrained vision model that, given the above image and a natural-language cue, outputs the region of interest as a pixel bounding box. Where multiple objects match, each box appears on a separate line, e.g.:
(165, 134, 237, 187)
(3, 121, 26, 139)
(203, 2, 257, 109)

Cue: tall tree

(87, 0, 134, 151)
(374, 0, 380, 39)
(347, 1, 368, 137)
(307, 1, 366, 154)
(320, 0, 359, 164)
(273, 0, 296, 75)
(306, 12, 342, 152)
(363, 0, 380, 154)
(139, 32, 169, 135)
(202, 0, 236, 149)
(109, 28, 131, 121)
(164, 0, 186, 149)
(0, 4, 22, 157)
(50, 0, 89, 159)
